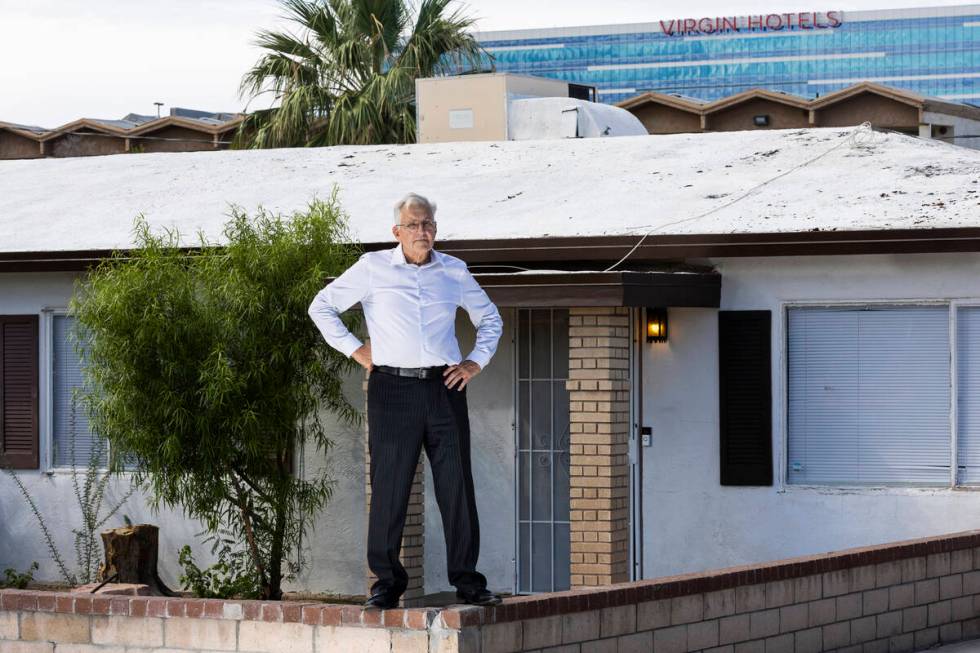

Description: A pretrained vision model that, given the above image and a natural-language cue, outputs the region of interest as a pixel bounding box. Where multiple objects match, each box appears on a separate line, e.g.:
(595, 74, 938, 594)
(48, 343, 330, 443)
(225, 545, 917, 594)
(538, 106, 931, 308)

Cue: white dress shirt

(308, 245, 503, 369)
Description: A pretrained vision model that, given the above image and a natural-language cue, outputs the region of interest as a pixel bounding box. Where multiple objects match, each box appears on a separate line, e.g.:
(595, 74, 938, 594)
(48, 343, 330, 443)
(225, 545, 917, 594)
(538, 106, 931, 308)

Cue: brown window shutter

(1, 315, 39, 469)
(718, 310, 772, 486)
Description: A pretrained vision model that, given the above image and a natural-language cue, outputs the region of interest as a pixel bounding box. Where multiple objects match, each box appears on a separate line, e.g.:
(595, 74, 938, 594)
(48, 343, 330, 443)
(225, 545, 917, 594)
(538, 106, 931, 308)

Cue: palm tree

(235, 0, 491, 148)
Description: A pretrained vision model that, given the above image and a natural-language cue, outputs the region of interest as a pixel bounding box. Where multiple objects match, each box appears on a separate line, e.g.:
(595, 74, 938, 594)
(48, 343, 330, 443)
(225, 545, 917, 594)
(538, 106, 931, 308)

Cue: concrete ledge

(3, 529, 980, 653)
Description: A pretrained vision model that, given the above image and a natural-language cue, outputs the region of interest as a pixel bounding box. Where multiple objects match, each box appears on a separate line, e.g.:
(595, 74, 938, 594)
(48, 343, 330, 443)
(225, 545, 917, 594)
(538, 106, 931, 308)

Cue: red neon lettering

(798, 13, 811, 28)
(683, 18, 697, 33)
(748, 15, 764, 29)
(827, 10, 842, 27)
(765, 14, 784, 29)
(698, 17, 716, 33)
(721, 16, 737, 32)
(660, 19, 676, 35)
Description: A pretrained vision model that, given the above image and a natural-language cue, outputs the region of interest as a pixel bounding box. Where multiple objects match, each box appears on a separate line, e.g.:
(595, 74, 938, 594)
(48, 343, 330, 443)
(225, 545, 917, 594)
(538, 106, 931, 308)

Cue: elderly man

(308, 193, 503, 609)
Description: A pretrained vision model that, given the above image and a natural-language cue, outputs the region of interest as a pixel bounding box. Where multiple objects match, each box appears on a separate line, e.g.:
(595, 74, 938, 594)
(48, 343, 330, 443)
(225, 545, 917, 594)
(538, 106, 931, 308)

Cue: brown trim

(474, 271, 720, 307)
(4, 226, 980, 273)
(420, 227, 980, 263)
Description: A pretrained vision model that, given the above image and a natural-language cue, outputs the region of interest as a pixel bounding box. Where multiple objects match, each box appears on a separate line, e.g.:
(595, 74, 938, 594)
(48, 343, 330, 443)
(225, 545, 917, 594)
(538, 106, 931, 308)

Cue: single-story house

(1, 126, 980, 600)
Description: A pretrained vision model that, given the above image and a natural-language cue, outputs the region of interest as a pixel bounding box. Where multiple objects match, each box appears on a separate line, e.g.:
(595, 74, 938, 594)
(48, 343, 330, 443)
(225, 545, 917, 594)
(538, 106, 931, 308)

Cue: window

(50, 314, 104, 468)
(786, 305, 955, 486)
(957, 307, 980, 483)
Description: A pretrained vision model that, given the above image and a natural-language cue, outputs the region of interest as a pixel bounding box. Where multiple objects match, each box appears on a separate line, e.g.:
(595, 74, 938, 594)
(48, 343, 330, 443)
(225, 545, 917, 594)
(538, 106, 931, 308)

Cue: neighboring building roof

(0, 108, 244, 143)
(617, 81, 980, 122)
(0, 121, 48, 134)
(617, 92, 705, 113)
(703, 88, 812, 114)
(0, 126, 978, 258)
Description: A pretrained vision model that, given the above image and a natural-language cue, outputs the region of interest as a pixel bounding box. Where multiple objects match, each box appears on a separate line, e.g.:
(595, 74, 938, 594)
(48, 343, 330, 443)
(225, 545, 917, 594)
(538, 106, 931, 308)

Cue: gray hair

(393, 193, 437, 224)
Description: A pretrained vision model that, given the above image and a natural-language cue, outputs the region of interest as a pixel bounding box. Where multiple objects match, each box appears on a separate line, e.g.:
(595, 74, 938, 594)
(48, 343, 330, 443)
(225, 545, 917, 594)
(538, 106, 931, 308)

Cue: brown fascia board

(5, 227, 980, 273)
(392, 227, 980, 263)
(475, 270, 720, 307)
(703, 88, 810, 114)
(0, 124, 45, 141)
(809, 82, 924, 110)
(616, 92, 704, 114)
(129, 115, 246, 137)
(39, 119, 130, 141)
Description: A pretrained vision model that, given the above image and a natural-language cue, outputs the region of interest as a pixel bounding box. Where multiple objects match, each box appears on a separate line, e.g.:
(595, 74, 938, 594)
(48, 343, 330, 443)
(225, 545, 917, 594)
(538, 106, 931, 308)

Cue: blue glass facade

(477, 6, 980, 105)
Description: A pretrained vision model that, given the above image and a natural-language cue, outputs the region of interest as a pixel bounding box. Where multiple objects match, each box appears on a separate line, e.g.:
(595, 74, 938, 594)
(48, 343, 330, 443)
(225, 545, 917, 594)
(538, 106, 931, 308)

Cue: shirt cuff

(337, 334, 364, 358)
(464, 349, 491, 370)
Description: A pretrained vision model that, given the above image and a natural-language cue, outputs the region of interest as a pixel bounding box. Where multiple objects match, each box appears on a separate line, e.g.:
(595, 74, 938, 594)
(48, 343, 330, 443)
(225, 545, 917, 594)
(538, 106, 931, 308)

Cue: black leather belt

(374, 365, 448, 379)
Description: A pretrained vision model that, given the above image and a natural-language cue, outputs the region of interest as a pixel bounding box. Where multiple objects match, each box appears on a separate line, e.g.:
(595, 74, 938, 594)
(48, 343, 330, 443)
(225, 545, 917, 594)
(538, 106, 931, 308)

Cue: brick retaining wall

(3, 530, 980, 652)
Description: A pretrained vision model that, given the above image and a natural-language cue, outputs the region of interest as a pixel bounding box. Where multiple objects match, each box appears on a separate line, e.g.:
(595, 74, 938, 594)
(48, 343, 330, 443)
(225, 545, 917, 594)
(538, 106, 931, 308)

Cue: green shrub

(177, 532, 261, 599)
(1, 562, 38, 589)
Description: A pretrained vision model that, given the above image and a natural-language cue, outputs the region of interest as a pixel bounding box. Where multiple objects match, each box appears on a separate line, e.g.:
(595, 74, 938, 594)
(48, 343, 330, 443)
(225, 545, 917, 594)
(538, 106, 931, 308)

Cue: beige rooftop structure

(617, 81, 980, 148)
(415, 72, 645, 143)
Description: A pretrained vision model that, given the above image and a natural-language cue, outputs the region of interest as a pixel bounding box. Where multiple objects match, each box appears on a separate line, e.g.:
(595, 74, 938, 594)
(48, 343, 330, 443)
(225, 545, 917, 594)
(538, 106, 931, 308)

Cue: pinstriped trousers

(366, 369, 487, 596)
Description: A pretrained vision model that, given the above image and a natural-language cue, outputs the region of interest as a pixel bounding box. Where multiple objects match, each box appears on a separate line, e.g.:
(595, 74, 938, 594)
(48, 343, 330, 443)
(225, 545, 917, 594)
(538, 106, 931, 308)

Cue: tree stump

(98, 524, 174, 596)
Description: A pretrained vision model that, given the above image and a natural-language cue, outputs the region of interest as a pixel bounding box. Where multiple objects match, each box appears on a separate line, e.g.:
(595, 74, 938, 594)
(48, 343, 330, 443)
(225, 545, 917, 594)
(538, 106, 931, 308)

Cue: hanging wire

(603, 122, 882, 272)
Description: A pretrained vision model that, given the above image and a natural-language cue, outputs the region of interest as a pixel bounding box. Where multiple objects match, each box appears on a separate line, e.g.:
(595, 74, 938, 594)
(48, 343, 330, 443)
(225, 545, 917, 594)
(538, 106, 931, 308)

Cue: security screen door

(516, 308, 571, 593)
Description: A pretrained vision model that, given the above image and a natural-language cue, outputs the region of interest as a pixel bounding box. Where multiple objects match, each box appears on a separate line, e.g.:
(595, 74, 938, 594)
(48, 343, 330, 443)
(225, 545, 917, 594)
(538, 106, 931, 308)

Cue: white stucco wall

(640, 252, 980, 580)
(423, 310, 516, 595)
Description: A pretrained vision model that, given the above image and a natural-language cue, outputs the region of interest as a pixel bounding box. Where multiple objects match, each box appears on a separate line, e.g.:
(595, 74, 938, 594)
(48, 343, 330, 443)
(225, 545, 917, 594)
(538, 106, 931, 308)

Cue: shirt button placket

(417, 267, 425, 361)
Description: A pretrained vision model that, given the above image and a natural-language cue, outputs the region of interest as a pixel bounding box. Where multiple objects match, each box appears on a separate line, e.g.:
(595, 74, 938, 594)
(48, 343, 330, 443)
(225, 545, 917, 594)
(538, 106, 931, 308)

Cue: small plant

(177, 531, 262, 599)
(1, 562, 38, 589)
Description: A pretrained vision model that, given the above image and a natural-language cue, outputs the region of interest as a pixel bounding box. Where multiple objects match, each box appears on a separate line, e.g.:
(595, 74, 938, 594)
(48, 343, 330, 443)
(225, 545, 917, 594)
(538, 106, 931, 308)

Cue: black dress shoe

(364, 591, 400, 609)
(456, 587, 502, 606)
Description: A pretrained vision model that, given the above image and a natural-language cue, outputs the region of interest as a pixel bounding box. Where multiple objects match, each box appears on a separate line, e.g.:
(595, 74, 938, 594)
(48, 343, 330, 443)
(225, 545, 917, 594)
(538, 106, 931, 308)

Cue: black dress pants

(366, 369, 487, 597)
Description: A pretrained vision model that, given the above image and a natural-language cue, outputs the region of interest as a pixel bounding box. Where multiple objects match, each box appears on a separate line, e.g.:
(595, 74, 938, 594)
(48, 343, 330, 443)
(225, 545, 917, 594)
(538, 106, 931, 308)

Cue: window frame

(778, 298, 980, 492)
(40, 308, 114, 474)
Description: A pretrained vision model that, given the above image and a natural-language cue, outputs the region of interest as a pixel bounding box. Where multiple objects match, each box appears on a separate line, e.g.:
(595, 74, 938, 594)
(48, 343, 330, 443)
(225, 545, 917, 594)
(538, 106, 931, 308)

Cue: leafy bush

(72, 194, 362, 599)
(1, 562, 38, 589)
(178, 532, 261, 599)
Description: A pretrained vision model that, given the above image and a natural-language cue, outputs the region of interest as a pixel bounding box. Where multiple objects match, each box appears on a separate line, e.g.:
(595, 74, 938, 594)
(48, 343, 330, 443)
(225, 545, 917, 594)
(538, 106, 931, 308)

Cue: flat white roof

(475, 4, 980, 41)
(1, 127, 978, 254)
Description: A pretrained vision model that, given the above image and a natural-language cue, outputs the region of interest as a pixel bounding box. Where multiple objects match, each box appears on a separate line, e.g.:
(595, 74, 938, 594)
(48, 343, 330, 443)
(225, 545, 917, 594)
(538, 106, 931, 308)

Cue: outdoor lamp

(646, 307, 668, 343)
(753, 114, 770, 127)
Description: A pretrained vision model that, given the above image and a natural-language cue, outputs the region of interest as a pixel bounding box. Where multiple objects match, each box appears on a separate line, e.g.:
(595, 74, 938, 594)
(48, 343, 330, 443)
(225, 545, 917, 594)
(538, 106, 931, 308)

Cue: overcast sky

(2, 0, 978, 126)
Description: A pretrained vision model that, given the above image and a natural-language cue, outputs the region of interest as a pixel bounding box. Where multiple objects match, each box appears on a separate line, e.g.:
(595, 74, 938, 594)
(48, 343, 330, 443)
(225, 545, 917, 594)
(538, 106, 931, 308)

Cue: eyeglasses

(398, 220, 437, 233)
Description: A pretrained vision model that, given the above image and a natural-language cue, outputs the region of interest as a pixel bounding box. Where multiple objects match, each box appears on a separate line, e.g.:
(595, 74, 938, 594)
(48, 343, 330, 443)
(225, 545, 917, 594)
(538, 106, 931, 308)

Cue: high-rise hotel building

(476, 5, 980, 105)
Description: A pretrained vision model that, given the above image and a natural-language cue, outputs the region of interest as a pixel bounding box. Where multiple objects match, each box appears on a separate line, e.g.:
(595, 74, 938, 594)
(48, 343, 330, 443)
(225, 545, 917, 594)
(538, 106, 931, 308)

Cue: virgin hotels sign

(660, 11, 843, 36)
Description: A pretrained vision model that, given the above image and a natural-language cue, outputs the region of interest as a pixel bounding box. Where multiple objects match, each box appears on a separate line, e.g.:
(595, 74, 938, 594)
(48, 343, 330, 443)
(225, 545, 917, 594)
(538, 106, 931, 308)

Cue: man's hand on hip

(444, 360, 481, 390)
(352, 342, 374, 371)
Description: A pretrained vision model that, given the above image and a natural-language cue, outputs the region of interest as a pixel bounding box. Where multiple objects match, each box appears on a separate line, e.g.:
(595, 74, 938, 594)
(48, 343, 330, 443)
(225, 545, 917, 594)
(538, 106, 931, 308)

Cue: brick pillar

(566, 307, 631, 587)
(363, 373, 425, 601)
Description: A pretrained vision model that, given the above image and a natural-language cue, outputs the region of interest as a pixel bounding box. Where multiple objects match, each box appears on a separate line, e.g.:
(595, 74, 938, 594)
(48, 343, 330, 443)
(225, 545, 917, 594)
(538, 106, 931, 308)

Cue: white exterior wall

(640, 251, 980, 580)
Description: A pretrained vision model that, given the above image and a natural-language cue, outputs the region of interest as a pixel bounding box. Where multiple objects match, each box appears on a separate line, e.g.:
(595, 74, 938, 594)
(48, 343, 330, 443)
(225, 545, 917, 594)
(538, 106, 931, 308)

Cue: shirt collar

(390, 245, 441, 268)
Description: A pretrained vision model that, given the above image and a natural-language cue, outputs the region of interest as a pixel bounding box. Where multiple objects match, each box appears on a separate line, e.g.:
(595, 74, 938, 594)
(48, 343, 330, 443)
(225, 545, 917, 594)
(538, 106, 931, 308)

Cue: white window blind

(957, 307, 980, 484)
(787, 306, 950, 486)
(52, 315, 104, 468)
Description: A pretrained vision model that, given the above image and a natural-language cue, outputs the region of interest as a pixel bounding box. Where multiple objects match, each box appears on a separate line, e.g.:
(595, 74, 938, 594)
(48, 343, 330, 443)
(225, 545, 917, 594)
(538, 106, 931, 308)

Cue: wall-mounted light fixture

(646, 307, 668, 343)
(753, 114, 770, 127)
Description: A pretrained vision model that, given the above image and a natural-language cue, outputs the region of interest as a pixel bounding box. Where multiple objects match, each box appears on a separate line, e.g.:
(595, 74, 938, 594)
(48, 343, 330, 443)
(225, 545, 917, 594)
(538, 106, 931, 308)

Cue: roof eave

(5, 227, 980, 273)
